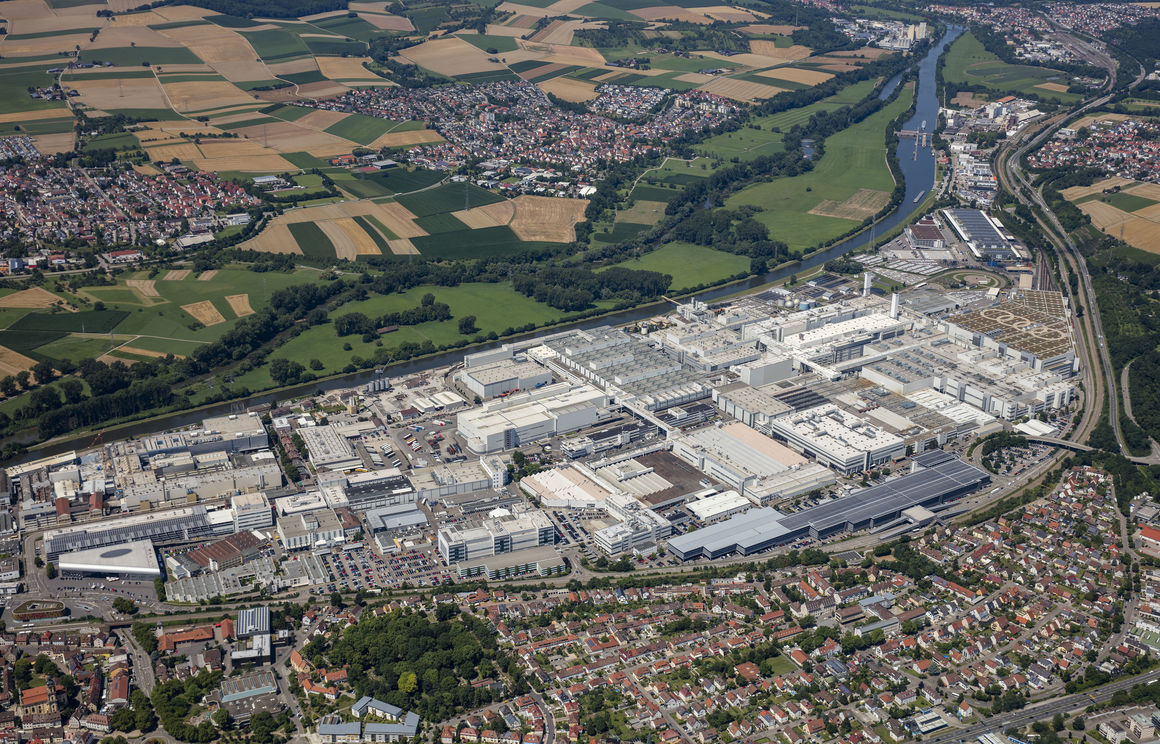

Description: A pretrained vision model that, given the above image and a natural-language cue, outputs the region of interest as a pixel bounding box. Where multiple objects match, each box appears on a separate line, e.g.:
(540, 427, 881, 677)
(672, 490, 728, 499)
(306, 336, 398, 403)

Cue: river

(13, 27, 962, 461)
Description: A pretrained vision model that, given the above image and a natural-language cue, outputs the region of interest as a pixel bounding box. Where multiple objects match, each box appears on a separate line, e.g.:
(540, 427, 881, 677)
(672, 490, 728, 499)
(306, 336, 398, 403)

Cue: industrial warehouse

(666, 450, 990, 560)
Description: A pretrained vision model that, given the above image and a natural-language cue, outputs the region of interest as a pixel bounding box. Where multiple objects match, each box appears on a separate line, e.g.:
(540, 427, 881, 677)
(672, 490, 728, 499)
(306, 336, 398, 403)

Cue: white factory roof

(772, 403, 904, 460)
(687, 490, 751, 521)
(520, 464, 612, 507)
(57, 539, 161, 576)
(459, 383, 607, 437)
(780, 313, 906, 350)
(682, 422, 807, 478)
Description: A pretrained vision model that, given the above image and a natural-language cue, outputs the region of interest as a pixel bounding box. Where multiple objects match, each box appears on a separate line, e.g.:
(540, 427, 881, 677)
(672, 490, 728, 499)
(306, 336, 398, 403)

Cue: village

(1028, 118, 1160, 183)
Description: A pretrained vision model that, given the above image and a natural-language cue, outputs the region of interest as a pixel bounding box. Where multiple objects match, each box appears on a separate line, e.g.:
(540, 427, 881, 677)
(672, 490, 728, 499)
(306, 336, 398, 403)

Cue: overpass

(1025, 436, 1160, 465)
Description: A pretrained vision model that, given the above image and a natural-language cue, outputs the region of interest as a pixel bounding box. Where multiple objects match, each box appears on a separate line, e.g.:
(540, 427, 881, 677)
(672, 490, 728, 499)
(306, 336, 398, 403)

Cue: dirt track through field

(126, 279, 160, 297)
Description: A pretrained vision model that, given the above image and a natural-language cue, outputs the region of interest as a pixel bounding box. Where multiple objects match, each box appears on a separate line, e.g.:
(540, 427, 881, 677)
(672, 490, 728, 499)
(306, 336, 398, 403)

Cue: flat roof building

(437, 509, 554, 563)
(57, 539, 160, 578)
(768, 403, 906, 474)
(457, 382, 610, 453)
(457, 360, 553, 399)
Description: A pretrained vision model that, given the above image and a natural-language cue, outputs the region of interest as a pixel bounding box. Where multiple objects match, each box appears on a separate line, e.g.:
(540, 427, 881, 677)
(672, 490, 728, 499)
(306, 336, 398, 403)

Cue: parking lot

(307, 543, 454, 594)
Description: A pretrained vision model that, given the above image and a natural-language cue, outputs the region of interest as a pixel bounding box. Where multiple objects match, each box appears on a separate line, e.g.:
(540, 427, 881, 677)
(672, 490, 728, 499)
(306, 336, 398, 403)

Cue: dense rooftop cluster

(1028, 118, 1160, 182)
(0, 147, 260, 247)
(298, 81, 739, 177)
(1045, 2, 1160, 35)
(927, 5, 1050, 32)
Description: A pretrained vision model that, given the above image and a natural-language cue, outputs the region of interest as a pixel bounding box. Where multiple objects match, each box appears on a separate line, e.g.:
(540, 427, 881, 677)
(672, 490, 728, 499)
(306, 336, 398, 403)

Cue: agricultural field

(725, 83, 914, 252)
(607, 242, 750, 292)
(942, 31, 1078, 103)
(0, 268, 315, 372)
(1064, 179, 1160, 255)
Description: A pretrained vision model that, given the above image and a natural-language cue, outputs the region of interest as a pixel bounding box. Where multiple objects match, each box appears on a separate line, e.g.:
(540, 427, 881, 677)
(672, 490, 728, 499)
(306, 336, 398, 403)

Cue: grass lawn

(35, 334, 124, 364)
(725, 84, 912, 252)
(943, 32, 1078, 103)
(607, 242, 749, 292)
(238, 282, 612, 385)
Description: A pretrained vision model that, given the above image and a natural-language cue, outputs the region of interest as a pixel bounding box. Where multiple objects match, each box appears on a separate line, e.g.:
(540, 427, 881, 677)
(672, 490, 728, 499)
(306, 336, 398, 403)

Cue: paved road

(925, 668, 1160, 744)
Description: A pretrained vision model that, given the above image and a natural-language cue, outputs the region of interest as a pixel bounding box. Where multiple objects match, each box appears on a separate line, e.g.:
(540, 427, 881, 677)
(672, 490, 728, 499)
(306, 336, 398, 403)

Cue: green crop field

(80, 46, 202, 66)
(943, 32, 1077, 102)
(1079, 190, 1157, 213)
(362, 168, 444, 195)
(397, 182, 504, 217)
(608, 242, 749, 292)
(415, 213, 469, 234)
(412, 226, 546, 259)
(460, 33, 520, 53)
(324, 113, 396, 145)
(304, 38, 367, 57)
(726, 84, 913, 252)
(288, 222, 337, 259)
(241, 29, 310, 61)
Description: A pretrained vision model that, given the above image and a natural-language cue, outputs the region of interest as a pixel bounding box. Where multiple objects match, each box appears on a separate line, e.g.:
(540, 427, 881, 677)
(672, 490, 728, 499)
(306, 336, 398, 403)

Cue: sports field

(725, 84, 913, 251)
(942, 32, 1078, 103)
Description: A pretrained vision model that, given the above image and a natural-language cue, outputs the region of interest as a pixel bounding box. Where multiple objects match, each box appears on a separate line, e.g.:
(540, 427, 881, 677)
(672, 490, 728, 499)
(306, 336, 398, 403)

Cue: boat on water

(913, 189, 925, 203)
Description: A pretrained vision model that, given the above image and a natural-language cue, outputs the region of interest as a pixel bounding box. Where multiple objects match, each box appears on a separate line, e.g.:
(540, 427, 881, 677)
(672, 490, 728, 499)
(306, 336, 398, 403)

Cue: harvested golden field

(512, 40, 606, 67)
(146, 142, 204, 161)
(398, 37, 509, 76)
(126, 279, 160, 298)
(675, 72, 715, 84)
(197, 140, 277, 158)
(197, 270, 219, 281)
(509, 195, 588, 242)
(318, 219, 358, 261)
(454, 199, 515, 229)
(374, 202, 427, 238)
(537, 76, 598, 102)
(530, 19, 586, 45)
(69, 77, 170, 112)
(90, 26, 182, 50)
(159, 23, 255, 64)
(163, 80, 253, 112)
(332, 217, 383, 258)
(698, 50, 794, 69)
(1078, 200, 1160, 254)
(388, 238, 419, 255)
(225, 294, 254, 317)
(32, 133, 76, 154)
(1134, 203, 1160, 221)
(4, 34, 93, 55)
(108, 10, 173, 25)
(295, 81, 349, 98)
(831, 47, 894, 58)
(234, 121, 350, 156)
(545, 0, 593, 12)
(506, 14, 539, 28)
(1036, 82, 1069, 93)
(698, 5, 767, 22)
(296, 109, 350, 130)
(316, 56, 387, 82)
(808, 188, 891, 221)
(242, 200, 426, 254)
(163, 269, 191, 281)
(742, 23, 803, 35)
(358, 12, 414, 31)
(367, 129, 445, 148)
(1071, 112, 1134, 130)
(1127, 183, 1160, 201)
(147, 4, 212, 21)
(1061, 176, 1135, 201)
(0, 346, 38, 376)
(183, 300, 226, 326)
(0, 287, 61, 308)
(697, 76, 785, 101)
(484, 23, 527, 37)
(756, 66, 832, 85)
(192, 154, 297, 172)
(0, 109, 73, 125)
(630, 6, 709, 23)
(952, 91, 987, 107)
(748, 40, 813, 60)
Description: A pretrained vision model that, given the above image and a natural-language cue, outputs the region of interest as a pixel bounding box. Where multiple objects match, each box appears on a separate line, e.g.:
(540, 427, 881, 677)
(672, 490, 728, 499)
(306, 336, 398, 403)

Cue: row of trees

(511, 266, 672, 311)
